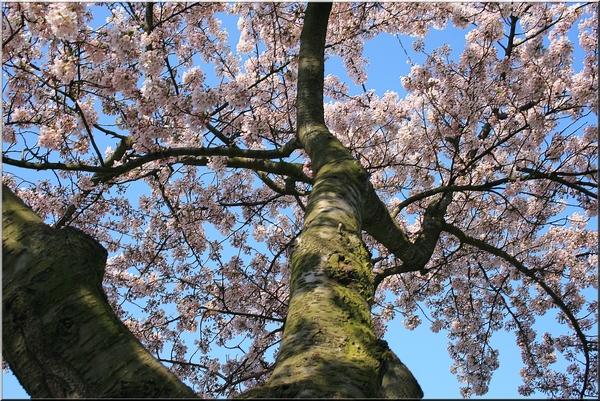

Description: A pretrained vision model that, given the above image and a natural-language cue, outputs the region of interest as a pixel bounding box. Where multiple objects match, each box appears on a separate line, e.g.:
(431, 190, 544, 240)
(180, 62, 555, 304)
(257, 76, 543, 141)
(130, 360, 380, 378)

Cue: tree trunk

(238, 3, 423, 398)
(2, 184, 198, 398)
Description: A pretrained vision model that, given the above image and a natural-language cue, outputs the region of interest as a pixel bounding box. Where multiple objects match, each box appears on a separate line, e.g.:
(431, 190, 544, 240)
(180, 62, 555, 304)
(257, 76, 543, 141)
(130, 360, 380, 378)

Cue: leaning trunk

(239, 3, 422, 398)
(2, 184, 198, 398)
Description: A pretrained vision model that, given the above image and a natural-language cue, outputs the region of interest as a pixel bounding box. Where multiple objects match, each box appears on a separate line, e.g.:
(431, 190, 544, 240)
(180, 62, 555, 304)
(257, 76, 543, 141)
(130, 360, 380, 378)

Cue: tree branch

(516, 166, 598, 198)
(441, 221, 593, 398)
(371, 192, 452, 290)
(391, 169, 597, 219)
(3, 140, 304, 179)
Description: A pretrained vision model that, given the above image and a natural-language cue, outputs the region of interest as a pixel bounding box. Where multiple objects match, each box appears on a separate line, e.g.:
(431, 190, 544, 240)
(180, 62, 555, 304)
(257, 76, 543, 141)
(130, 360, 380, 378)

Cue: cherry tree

(2, 1, 597, 398)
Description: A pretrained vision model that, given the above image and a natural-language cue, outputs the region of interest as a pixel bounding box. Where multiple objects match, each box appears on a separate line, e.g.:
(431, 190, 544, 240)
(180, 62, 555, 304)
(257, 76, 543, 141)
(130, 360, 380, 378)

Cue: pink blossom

(47, 3, 79, 40)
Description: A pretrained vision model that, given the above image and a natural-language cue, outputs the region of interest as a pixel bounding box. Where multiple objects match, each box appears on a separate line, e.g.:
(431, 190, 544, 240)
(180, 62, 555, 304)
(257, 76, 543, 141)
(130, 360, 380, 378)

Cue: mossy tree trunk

(2, 184, 198, 398)
(239, 3, 423, 398)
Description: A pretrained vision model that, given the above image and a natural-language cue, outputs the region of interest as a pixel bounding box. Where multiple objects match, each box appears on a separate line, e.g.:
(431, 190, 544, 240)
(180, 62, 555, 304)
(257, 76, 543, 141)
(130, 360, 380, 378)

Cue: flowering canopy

(2, 2, 598, 398)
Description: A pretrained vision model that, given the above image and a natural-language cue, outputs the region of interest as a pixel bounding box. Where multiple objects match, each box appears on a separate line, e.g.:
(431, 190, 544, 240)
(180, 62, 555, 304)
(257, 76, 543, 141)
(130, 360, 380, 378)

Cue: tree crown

(2, 2, 597, 398)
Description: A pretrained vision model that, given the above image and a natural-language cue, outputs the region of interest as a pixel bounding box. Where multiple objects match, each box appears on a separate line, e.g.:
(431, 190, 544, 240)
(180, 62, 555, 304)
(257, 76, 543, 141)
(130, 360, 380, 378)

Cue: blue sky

(2, 4, 597, 399)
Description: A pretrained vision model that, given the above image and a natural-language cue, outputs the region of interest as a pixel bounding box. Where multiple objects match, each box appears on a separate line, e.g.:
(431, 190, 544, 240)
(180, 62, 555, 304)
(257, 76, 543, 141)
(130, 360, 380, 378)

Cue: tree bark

(2, 184, 198, 398)
(239, 3, 423, 398)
